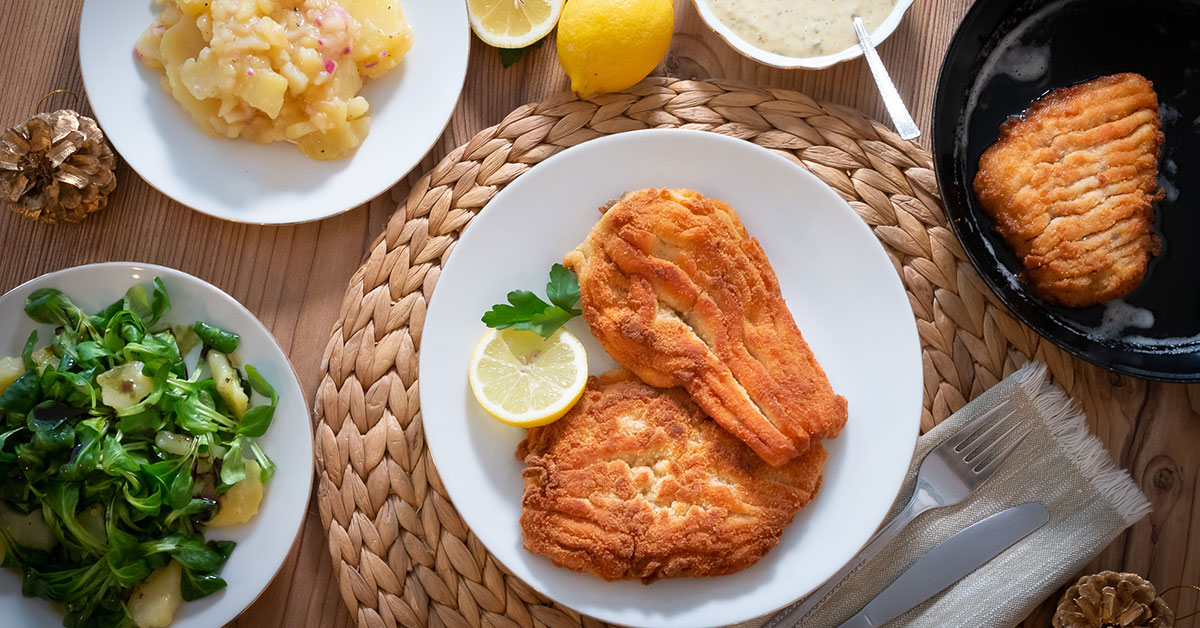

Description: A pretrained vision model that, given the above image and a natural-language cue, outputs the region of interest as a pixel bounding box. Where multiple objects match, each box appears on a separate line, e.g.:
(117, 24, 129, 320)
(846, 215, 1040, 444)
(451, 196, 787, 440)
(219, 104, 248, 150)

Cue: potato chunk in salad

(135, 0, 413, 160)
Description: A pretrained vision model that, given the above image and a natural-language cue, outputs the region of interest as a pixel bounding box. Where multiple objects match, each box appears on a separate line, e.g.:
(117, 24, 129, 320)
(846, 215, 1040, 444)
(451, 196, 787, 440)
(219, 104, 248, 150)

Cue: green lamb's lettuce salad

(0, 278, 278, 628)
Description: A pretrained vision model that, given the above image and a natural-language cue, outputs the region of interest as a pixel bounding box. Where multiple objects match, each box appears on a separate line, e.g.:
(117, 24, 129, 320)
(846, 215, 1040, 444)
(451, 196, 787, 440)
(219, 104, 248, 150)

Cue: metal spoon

(852, 16, 920, 140)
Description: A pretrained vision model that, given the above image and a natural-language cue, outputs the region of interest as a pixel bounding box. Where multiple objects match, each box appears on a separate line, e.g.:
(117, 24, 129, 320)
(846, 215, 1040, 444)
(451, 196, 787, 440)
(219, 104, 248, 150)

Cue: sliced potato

(0, 356, 24, 395)
(31, 347, 56, 374)
(0, 504, 57, 552)
(175, 0, 212, 16)
(208, 460, 263, 527)
(155, 431, 194, 456)
(128, 561, 183, 628)
(240, 68, 289, 118)
(342, 0, 414, 78)
(207, 352, 249, 418)
(97, 361, 153, 411)
(178, 51, 237, 101)
(254, 15, 288, 48)
(296, 118, 370, 161)
(159, 17, 222, 128)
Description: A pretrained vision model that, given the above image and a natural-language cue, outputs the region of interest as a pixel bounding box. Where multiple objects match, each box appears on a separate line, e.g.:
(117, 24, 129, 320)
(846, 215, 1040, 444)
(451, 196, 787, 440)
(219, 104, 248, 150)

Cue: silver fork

(767, 399, 1032, 628)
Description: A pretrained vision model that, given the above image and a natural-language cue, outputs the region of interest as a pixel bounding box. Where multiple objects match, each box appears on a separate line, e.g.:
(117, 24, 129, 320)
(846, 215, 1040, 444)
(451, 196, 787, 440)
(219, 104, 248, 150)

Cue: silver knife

(834, 502, 1049, 628)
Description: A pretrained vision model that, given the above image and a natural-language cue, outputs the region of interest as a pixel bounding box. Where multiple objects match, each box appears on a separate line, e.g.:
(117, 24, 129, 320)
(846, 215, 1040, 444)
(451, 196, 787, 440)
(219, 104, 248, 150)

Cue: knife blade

(834, 502, 1049, 628)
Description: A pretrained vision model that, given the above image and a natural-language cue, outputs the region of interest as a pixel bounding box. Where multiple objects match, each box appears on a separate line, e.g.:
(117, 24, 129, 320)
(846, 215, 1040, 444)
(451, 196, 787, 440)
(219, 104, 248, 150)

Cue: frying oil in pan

(959, 0, 1200, 351)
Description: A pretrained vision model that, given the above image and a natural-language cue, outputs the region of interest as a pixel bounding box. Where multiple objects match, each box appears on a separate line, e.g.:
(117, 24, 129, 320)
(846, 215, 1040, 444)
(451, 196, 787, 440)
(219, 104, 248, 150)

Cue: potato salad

(135, 0, 414, 160)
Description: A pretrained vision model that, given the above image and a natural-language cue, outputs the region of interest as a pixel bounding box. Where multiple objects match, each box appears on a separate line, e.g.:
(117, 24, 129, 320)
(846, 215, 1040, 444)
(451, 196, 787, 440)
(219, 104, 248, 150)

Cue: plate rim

(930, 0, 1200, 383)
(76, 0, 470, 225)
(417, 128, 923, 627)
(0, 261, 315, 626)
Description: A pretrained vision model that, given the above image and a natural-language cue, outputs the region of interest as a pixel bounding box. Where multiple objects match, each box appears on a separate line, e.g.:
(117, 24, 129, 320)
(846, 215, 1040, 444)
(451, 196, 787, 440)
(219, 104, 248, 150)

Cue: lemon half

(469, 328, 588, 427)
(467, 0, 564, 49)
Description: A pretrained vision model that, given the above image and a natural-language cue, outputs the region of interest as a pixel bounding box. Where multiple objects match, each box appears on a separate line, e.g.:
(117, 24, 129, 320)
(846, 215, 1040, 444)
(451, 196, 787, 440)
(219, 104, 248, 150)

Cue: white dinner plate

(78, 0, 468, 223)
(419, 129, 922, 628)
(0, 262, 313, 628)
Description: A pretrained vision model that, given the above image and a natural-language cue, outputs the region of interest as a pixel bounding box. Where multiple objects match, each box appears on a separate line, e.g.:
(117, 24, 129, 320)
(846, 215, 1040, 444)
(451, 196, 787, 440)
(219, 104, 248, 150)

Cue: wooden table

(3, 1, 1196, 626)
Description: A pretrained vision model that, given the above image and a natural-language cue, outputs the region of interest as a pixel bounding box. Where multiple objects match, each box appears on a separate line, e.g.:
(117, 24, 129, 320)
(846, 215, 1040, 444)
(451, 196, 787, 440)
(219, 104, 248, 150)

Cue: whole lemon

(556, 0, 675, 98)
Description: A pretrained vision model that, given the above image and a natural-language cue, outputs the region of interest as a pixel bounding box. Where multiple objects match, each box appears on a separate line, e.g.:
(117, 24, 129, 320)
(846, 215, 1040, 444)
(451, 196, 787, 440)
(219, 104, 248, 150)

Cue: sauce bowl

(690, 0, 914, 69)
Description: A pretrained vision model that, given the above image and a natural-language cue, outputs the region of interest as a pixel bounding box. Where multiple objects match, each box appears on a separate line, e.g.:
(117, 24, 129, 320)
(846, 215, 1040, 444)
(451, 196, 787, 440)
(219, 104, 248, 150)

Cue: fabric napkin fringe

(748, 361, 1152, 628)
(1014, 363, 1151, 527)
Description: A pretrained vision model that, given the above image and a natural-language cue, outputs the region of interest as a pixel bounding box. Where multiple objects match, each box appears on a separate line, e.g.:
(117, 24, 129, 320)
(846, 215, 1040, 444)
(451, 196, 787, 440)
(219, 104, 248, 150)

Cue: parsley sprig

(482, 264, 581, 338)
(498, 36, 546, 68)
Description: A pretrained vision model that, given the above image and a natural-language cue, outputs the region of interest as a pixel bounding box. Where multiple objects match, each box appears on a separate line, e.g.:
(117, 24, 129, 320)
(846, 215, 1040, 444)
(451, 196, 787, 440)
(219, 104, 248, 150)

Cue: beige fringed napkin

(745, 362, 1152, 628)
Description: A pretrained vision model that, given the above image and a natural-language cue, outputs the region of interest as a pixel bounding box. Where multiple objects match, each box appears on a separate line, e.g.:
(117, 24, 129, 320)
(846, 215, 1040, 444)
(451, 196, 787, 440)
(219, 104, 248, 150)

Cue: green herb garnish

(0, 278, 277, 628)
(498, 36, 546, 68)
(482, 264, 581, 338)
(193, 322, 240, 354)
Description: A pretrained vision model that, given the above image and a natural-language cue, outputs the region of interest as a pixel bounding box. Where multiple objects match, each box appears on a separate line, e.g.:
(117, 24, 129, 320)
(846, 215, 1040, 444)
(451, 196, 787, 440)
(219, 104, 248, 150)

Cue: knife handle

(768, 486, 939, 627)
(834, 502, 1049, 628)
(836, 614, 876, 628)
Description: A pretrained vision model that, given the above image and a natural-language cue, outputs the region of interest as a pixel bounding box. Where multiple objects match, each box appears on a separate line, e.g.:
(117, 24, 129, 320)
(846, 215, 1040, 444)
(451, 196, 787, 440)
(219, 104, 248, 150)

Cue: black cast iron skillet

(932, 0, 1200, 381)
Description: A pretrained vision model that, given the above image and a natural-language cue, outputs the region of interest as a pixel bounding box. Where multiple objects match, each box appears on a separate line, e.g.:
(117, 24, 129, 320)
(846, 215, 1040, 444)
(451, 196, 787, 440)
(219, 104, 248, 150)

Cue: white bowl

(419, 129, 922, 628)
(0, 262, 314, 628)
(78, 0, 469, 224)
(691, 0, 915, 69)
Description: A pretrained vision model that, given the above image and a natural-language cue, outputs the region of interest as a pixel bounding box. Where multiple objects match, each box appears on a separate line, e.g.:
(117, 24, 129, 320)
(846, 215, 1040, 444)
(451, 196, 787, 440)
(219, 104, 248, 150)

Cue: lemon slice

(466, 0, 564, 49)
(469, 328, 587, 427)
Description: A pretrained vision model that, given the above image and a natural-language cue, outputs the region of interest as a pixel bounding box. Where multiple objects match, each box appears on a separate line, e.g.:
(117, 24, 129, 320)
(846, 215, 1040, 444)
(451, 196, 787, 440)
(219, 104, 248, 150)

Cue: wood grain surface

(1, 0, 1196, 626)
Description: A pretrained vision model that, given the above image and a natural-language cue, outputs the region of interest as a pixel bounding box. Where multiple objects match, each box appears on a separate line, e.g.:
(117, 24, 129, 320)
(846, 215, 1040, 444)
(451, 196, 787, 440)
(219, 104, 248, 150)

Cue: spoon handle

(852, 16, 920, 140)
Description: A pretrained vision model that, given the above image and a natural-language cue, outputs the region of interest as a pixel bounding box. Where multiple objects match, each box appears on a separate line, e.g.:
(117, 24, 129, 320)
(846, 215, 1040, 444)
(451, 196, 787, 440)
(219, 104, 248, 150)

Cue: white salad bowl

(0, 262, 313, 628)
(691, 0, 915, 69)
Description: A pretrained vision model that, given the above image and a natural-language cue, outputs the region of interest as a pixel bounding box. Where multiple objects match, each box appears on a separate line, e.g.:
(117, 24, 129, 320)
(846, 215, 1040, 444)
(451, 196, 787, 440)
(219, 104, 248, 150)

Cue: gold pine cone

(0, 109, 117, 224)
(1053, 571, 1174, 628)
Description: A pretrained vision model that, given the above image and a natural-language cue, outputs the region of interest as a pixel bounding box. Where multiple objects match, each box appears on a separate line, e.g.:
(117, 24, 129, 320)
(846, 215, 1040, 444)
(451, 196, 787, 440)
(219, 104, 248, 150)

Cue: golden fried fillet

(517, 370, 826, 583)
(973, 73, 1165, 308)
(563, 188, 847, 467)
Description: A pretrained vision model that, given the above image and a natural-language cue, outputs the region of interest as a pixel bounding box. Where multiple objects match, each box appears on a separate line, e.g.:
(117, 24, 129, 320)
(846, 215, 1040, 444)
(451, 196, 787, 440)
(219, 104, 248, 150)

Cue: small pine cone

(1053, 571, 1174, 628)
(0, 109, 117, 224)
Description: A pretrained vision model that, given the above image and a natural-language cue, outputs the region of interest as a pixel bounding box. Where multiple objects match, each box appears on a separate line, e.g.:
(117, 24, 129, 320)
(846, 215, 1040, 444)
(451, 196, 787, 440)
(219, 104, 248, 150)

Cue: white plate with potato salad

(78, 0, 468, 223)
(0, 263, 313, 628)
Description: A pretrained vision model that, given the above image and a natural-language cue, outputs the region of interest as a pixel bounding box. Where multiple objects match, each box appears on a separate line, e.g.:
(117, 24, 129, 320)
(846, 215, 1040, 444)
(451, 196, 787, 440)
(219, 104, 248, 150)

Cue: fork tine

(953, 407, 1017, 455)
(963, 417, 1023, 461)
(942, 398, 1012, 450)
(973, 426, 1033, 477)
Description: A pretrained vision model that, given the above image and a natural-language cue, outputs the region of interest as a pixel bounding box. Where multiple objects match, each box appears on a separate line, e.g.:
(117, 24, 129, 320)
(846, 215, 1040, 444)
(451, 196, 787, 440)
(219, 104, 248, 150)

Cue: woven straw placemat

(313, 77, 1080, 628)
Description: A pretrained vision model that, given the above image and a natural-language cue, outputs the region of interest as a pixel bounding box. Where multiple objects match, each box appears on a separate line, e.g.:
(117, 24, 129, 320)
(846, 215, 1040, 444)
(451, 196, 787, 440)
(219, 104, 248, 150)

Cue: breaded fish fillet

(973, 73, 1164, 307)
(517, 370, 826, 583)
(563, 188, 847, 467)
